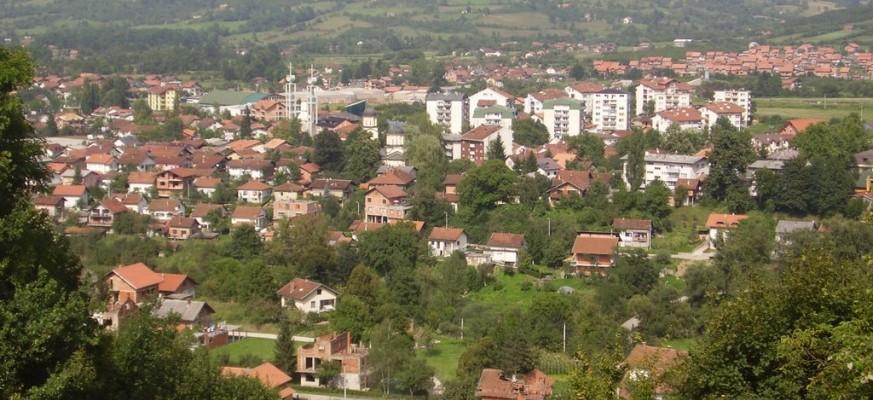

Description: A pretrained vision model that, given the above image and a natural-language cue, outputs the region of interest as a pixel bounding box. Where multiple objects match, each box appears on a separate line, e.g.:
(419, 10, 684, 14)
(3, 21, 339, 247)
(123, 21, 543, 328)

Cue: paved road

(671, 241, 714, 261)
(227, 331, 314, 342)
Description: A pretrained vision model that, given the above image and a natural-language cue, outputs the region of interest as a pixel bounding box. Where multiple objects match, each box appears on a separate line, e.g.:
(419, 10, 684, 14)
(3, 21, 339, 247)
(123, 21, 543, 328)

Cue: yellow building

(147, 86, 178, 112)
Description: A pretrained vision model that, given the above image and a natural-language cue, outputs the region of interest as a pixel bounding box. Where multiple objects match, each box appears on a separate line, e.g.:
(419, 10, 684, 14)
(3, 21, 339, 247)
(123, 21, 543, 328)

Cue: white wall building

(564, 82, 605, 115)
(470, 105, 514, 130)
(590, 89, 630, 132)
(623, 152, 710, 191)
(276, 278, 338, 314)
(700, 102, 746, 129)
(713, 89, 752, 124)
(426, 93, 467, 135)
(428, 227, 468, 257)
(469, 87, 514, 122)
(635, 77, 693, 116)
(523, 88, 566, 114)
(542, 98, 584, 141)
(652, 107, 704, 133)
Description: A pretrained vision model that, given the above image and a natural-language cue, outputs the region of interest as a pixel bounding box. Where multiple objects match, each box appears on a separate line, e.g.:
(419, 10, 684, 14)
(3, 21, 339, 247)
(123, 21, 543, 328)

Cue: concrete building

(276, 278, 337, 313)
(701, 102, 746, 129)
(428, 227, 468, 257)
(624, 152, 709, 191)
(652, 107, 703, 133)
(469, 87, 514, 122)
(459, 125, 513, 164)
(297, 332, 368, 390)
(542, 98, 584, 140)
(426, 92, 467, 135)
(713, 89, 752, 124)
(635, 77, 693, 116)
(564, 81, 606, 114)
(470, 105, 513, 130)
(148, 87, 178, 112)
(589, 89, 630, 132)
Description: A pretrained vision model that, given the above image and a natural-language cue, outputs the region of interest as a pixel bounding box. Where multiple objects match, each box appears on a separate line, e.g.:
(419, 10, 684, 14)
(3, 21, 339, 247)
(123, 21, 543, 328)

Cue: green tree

(406, 133, 448, 191)
(78, 81, 99, 115)
(569, 134, 605, 166)
(621, 131, 646, 191)
(226, 225, 263, 259)
(133, 99, 153, 124)
(239, 106, 252, 138)
(659, 123, 707, 154)
(357, 223, 424, 275)
(705, 119, 754, 201)
(512, 119, 549, 147)
(486, 135, 506, 161)
(112, 212, 151, 234)
(274, 314, 297, 373)
(457, 160, 517, 215)
(342, 133, 381, 182)
(313, 130, 345, 172)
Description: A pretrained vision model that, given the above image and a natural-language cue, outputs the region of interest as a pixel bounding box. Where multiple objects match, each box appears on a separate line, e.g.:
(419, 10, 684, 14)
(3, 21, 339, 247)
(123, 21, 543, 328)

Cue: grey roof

(767, 149, 799, 161)
(776, 220, 816, 234)
(383, 151, 406, 161)
(386, 120, 406, 135)
(426, 92, 466, 102)
(473, 105, 513, 119)
(154, 299, 214, 322)
(537, 157, 561, 171)
(748, 159, 785, 170)
(642, 153, 705, 164)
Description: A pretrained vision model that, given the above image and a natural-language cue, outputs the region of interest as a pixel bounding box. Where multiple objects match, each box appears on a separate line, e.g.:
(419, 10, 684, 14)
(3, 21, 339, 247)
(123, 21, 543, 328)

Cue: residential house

(34, 195, 66, 220)
(624, 152, 709, 191)
(118, 150, 156, 171)
(779, 118, 824, 138)
(571, 233, 619, 275)
(469, 87, 514, 122)
(148, 198, 185, 222)
(365, 168, 416, 189)
(273, 182, 306, 202)
(231, 206, 267, 230)
(613, 218, 653, 249)
(297, 332, 369, 390)
(485, 232, 526, 267)
(299, 162, 321, 183)
(854, 149, 873, 172)
(157, 272, 197, 299)
(236, 180, 272, 204)
(61, 169, 100, 187)
(635, 77, 693, 116)
(85, 153, 117, 174)
(590, 89, 631, 132)
(88, 198, 129, 228)
(190, 203, 225, 231)
(193, 176, 221, 197)
(460, 124, 513, 164)
(652, 107, 703, 132)
(127, 172, 156, 194)
(308, 179, 353, 203)
(546, 170, 593, 205)
(155, 168, 198, 197)
(618, 344, 687, 400)
(428, 227, 468, 257)
(113, 192, 148, 214)
(536, 157, 562, 178)
(475, 368, 554, 400)
(276, 278, 338, 313)
(775, 220, 817, 244)
(53, 184, 89, 209)
(700, 102, 746, 129)
(426, 92, 467, 135)
(166, 216, 200, 240)
(154, 299, 214, 329)
(251, 99, 287, 122)
(364, 185, 411, 223)
(105, 262, 163, 305)
(227, 158, 273, 181)
(713, 89, 752, 124)
(222, 363, 295, 400)
(706, 213, 749, 248)
(542, 98, 584, 140)
(274, 199, 321, 220)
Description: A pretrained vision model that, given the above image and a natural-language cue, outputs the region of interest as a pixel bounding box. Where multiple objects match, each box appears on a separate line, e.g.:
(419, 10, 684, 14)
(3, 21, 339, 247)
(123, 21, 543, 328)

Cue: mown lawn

(661, 337, 697, 351)
(651, 205, 716, 254)
(418, 337, 466, 382)
(209, 338, 276, 366)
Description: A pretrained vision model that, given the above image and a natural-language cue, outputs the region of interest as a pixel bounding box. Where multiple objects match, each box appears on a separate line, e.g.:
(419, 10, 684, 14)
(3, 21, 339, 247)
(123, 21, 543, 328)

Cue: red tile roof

(429, 227, 465, 241)
(276, 278, 334, 301)
(462, 124, 501, 141)
(221, 362, 292, 390)
(613, 218, 652, 231)
(237, 180, 272, 191)
(705, 213, 748, 229)
(571, 233, 618, 255)
(53, 184, 87, 197)
(657, 107, 702, 123)
(111, 262, 163, 290)
(486, 232, 525, 248)
(157, 273, 194, 293)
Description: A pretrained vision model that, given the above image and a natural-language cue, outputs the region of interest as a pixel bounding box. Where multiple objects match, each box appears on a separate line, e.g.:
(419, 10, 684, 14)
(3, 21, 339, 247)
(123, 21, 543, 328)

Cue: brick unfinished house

(297, 332, 369, 390)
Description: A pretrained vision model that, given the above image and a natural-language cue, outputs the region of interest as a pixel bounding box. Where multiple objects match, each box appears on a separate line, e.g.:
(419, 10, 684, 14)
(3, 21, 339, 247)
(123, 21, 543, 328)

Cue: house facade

(276, 278, 338, 313)
(624, 152, 709, 191)
(364, 185, 411, 224)
(571, 233, 619, 275)
(542, 98, 584, 140)
(613, 218, 653, 249)
(297, 332, 369, 391)
(590, 89, 630, 132)
(428, 227, 468, 257)
(635, 77, 693, 116)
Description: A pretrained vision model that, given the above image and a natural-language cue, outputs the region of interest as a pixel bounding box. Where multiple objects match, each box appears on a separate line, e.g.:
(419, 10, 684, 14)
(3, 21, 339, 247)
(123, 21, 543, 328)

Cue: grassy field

(418, 337, 466, 381)
(210, 338, 276, 365)
(756, 97, 873, 120)
(661, 337, 696, 351)
(468, 271, 594, 308)
(651, 205, 716, 254)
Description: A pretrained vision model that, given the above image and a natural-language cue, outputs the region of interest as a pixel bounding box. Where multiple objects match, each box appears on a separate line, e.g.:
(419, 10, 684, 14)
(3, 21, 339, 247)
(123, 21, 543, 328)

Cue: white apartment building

(426, 93, 467, 135)
(589, 89, 630, 132)
(713, 89, 752, 124)
(564, 81, 605, 115)
(468, 87, 514, 122)
(542, 98, 584, 141)
(524, 88, 566, 114)
(623, 152, 710, 191)
(700, 102, 746, 129)
(470, 105, 513, 130)
(635, 77, 693, 116)
(652, 107, 704, 132)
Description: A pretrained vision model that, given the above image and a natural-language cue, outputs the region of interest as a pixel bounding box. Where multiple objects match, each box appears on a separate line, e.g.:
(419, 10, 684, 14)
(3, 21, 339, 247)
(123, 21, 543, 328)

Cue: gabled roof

(149, 198, 182, 212)
(190, 203, 225, 218)
(528, 88, 566, 102)
(568, 81, 606, 93)
(310, 179, 352, 191)
(157, 273, 196, 293)
(273, 182, 305, 192)
(34, 195, 65, 206)
(193, 176, 221, 188)
(154, 299, 213, 322)
(705, 213, 748, 229)
(221, 362, 292, 390)
(613, 218, 652, 231)
(111, 262, 163, 290)
(571, 233, 619, 255)
(237, 180, 272, 191)
(487, 232, 525, 248)
(775, 220, 816, 234)
(461, 124, 501, 141)
(367, 169, 415, 186)
(369, 184, 408, 200)
(703, 101, 744, 114)
(128, 172, 156, 185)
(231, 206, 264, 219)
(276, 278, 336, 301)
(167, 216, 198, 229)
(443, 174, 463, 186)
(429, 227, 465, 241)
(784, 118, 824, 134)
(53, 184, 87, 197)
(624, 344, 687, 375)
(657, 107, 702, 123)
(99, 198, 129, 214)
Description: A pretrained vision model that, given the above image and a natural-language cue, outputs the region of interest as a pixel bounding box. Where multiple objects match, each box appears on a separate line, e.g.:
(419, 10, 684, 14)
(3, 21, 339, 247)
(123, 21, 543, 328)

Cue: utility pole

(548, 218, 551, 237)
(562, 322, 567, 353)
(460, 317, 464, 340)
(445, 211, 448, 228)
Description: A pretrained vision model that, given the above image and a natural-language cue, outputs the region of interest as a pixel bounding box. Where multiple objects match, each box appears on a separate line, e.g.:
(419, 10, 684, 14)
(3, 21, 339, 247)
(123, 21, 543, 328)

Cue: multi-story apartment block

(425, 93, 467, 135)
(470, 105, 513, 130)
(542, 98, 584, 140)
(589, 89, 630, 132)
(147, 86, 178, 112)
(635, 77, 693, 116)
(652, 107, 704, 132)
(623, 152, 710, 191)
(468, 87, 514, 122)
(564, 81, 605, 114)
(713, 89, 752, 124)
(459, 125, 513, 164)
(524, 88, 566, 114)
(700, 102, 746, 129)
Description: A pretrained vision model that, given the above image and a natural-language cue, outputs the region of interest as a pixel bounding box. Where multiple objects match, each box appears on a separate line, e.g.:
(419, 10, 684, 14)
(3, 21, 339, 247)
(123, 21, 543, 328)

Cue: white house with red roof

(652, 107, 703, 132)
(236, 180, 272, 204)
(52, 184, 89, 209)
(276, 278, 338, 313)
(700, 102, 746, 129)
(428, 227, 468, 257)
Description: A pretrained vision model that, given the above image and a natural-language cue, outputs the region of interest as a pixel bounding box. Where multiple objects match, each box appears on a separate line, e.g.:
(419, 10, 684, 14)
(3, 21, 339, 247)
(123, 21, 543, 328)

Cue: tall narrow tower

(305, 65, 319, 136)
(284, 63, 299, 120)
